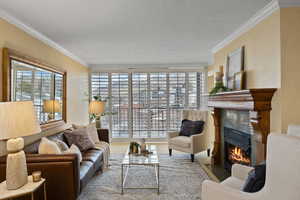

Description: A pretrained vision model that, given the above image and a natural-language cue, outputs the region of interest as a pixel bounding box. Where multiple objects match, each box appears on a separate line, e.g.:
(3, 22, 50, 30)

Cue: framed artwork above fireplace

(225, 46, 245, 90)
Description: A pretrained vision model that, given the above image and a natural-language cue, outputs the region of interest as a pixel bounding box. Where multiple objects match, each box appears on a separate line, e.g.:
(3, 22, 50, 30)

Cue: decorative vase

(140, 139, 146, 152)
(132, 145, 138, 153)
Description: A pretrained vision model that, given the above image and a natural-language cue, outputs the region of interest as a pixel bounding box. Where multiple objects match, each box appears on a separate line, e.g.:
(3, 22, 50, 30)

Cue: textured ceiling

(0, 0, 271, 66)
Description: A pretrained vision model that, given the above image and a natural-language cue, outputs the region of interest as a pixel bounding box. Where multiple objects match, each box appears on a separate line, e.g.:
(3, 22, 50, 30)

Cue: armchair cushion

(169, 136, 191, 148)
(179, 119, 205, 137)
(222, 177, 245, 190)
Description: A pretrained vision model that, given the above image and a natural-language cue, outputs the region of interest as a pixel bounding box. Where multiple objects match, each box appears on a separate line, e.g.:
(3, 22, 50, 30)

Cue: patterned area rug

(79, 154, 211, 200)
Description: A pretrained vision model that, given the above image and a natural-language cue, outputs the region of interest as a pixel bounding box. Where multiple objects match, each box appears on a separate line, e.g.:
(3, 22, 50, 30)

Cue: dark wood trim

(211, 108, 222, 165)
(3, 48, 65, 74)
(208, 88, 277, 165)
(2, 47, 67, 124)
(63, 72, 67, 123)
(2, 48, 11, 101)
(208, 89, 277, 111)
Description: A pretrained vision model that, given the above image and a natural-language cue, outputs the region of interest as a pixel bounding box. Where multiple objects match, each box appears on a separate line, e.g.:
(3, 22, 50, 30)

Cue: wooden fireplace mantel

(208, 88, 277, 165)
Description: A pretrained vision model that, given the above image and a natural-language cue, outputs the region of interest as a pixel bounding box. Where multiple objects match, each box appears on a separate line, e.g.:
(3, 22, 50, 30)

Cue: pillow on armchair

(179, 119, 205, 137)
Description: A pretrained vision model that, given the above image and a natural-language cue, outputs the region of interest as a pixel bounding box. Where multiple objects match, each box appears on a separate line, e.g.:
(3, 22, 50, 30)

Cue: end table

(0, 176, 46, 200)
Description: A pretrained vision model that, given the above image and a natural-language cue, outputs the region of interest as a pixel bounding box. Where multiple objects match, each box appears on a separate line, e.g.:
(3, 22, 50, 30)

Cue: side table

(0, 176, 46, 200)
(97, 128, 110, 143)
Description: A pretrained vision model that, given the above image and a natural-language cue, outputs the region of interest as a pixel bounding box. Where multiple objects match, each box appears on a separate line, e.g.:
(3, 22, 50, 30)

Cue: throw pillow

(179, 119, 205, 137)
(242, 162, 266, 193)
(63, 144, 82, 164)
(38, 137, 62, 154)
(64, 128, 95, 152)
(52, 139, 69, 152)
(72, 123, 100, 144)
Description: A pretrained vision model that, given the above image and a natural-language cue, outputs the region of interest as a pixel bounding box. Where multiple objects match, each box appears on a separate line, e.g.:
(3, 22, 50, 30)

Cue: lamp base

(48, 113, 55, 121)
(6, 138, 28, 190)
(95, 118, 101, 129)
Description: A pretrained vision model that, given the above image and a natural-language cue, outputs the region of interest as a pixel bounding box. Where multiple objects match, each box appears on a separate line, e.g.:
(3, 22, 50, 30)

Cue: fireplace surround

(208, 89, 276, 167)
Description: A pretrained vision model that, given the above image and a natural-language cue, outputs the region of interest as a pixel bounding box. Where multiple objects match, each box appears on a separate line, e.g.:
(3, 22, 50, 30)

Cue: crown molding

(212, 0, 280, 54)
(90, 62, 208, 72)
(278, 0, 300, 8)
(0, 9, 88, 67)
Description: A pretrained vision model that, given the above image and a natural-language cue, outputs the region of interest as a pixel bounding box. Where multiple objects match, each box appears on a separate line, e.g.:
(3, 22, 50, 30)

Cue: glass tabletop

(122, 145, 159, 165)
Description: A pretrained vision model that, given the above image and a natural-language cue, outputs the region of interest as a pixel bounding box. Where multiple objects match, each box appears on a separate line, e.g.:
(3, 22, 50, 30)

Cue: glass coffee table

(121, 145, 160, 194)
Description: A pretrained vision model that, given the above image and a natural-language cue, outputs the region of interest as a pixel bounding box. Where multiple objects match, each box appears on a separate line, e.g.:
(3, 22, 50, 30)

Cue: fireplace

(224, 127, 251, 171)
(207, 89, 277, 167)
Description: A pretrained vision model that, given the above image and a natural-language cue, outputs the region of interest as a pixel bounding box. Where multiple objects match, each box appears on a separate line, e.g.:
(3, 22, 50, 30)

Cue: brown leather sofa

(0, 130, 108, 200)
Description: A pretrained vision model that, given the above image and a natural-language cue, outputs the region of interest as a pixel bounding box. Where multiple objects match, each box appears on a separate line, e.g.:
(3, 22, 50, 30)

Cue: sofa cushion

(179, 119, 205, 137)
(38, 137, 62, 154)
(64, 144, 83, 164)
(80, 161, 95, 191)
(64, 128, 95, 152)
(73, 123, 100, 144)
(82, 149, 103, 171)
(169, 136, 191, 148)
(24, 132, 66, 154)
(52, 138, 69, 151)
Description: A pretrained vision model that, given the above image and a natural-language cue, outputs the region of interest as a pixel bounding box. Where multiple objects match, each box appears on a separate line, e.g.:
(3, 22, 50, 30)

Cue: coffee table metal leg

(157, 164, 160, 194)
(121, 164, 124, 195)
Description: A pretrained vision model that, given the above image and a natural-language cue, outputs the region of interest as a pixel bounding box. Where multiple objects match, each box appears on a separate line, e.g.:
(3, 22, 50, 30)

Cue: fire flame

(229, 147, 250, 164)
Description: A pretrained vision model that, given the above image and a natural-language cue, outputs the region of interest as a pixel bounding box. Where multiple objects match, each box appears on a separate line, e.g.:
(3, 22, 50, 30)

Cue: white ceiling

(0, 0, 271, 67)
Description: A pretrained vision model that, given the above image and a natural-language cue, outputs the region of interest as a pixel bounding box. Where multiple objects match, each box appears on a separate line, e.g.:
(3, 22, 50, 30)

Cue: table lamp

(0, 101, 41, 190)
(43, 100, 61, 121)
(89, 101, 105, 128)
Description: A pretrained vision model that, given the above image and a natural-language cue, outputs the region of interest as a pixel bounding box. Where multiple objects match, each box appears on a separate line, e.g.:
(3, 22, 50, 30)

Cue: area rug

(78, 154, 211, 200)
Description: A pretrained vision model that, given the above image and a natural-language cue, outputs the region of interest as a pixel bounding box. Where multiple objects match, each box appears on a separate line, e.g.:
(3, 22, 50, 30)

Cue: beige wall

(280, 7, 300, 132)
(208, 11, 282, 133)
(0, 18, 90, 155)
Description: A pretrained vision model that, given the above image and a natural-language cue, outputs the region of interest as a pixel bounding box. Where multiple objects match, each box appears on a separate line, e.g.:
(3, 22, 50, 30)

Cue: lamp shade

(43, 100, 61, 113)
(89, 101, 105, 115)
(0, 101, 41, 140)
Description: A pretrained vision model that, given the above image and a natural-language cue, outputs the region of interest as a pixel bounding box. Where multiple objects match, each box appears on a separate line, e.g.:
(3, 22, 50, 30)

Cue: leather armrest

(0, 154, 80, 200)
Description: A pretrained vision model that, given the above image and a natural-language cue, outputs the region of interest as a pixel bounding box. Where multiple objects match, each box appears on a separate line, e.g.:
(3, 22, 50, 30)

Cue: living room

(0, 0, 300, 200)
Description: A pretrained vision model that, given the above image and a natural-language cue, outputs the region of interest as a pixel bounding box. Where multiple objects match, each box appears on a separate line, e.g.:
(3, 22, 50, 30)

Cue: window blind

(91, 71, 206, 139)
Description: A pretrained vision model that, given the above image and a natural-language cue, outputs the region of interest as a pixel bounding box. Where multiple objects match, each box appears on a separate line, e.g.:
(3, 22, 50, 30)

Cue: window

(91, 71, 206, 139)
(132, 73, 148, 138)
(90, 73, 110, 129)
(169, 72, 186, 131)
(111, 73, 129, 138)
(3, 48, 66, 126)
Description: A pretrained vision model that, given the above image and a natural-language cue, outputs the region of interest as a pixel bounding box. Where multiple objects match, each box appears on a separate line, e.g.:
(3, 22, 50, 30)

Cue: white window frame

(90, 67, 207, 142)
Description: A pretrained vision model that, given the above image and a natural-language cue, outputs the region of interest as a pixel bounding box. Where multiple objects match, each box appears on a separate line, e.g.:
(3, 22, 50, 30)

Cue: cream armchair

(202, 133, 300, 200)
(168, 110, 210, 162)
